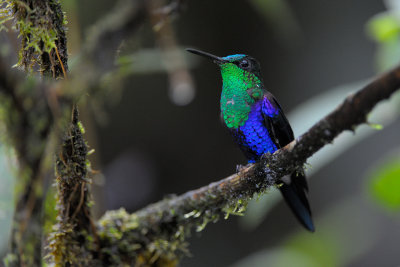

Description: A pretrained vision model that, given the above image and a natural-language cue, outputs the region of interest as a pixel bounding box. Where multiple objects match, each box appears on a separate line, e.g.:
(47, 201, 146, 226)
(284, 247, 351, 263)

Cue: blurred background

(1, 0, 400, 266)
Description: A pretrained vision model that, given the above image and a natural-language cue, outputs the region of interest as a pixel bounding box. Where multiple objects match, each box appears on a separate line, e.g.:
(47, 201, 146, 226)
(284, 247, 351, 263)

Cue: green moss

(196, 213, 219, 232)
(368, 122, 383, 130)
(77, 121, 85, 134)
(0, 2, 13, 32)
(223, 198, 249, 219)
(16, 19, 57, 53)
(0, 0, 68, 77)
(98, 208, 189, 266)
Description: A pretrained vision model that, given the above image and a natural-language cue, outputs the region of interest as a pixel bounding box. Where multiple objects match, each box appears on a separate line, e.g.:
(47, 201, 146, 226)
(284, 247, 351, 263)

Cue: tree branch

(269, 64, 400, 172)
(47, 106, 98, 266)
(97, 65, 400, 265)
(0, 56, 54, 267)
(1, 1, 72, 265)
(10, 0, 68, 78)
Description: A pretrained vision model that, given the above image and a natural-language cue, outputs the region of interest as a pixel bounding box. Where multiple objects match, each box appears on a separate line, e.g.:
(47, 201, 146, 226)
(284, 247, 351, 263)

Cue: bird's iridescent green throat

(186, 48, 264, 128)
(219, 61, 263, 128)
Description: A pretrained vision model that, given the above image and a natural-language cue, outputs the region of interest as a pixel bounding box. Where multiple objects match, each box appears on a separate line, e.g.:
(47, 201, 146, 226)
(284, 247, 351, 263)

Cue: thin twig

(71, 182, 86, 220)
(55, 46, 67, 79)
(65, 182, 80, 218)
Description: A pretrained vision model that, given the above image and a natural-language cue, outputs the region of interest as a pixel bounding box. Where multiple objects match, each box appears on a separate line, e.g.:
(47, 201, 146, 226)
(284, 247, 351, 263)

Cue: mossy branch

(96, 65, 400, 265)
(0, 56, 54, 267)
(1, 1, 69, 266)
(4, 0, 68, 78)
(0, 0, 151, 265)
(46, 106, 98, 266)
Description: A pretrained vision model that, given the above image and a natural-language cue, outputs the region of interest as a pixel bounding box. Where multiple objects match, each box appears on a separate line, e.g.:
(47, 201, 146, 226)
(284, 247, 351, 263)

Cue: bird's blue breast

(230, 98, 278, 162)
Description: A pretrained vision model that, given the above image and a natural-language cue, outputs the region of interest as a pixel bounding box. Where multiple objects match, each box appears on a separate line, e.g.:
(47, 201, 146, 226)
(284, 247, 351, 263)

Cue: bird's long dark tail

(279, 172, 315, 232)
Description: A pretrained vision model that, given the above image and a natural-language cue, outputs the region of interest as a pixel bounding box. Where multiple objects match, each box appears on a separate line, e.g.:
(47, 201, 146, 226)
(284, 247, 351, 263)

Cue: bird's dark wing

(263, 95, 294, 147)
(262, 92, 314, 232)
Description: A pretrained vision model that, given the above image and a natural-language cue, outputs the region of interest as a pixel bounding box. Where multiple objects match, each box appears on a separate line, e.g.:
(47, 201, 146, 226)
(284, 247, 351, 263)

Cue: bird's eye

(239, 59, 249, 69)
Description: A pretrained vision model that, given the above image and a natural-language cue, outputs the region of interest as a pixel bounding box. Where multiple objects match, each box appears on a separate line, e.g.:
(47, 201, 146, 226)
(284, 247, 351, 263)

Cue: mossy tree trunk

(1, 0, 70, 266)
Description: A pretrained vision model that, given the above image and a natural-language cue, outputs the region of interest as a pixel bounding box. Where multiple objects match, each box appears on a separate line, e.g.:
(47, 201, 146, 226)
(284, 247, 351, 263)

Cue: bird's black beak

(186, 48, 226, 65)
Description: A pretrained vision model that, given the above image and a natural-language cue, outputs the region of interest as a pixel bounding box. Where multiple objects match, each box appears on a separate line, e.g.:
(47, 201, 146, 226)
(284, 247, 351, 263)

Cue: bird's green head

(187, 48, 265, 128)
(186, 48, 263, 87)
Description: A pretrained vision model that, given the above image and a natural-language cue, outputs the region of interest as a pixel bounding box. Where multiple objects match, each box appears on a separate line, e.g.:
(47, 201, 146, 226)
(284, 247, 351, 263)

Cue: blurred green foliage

(367, 10, 400, 71)
(43, 187, 58, 237)
(282, 232, 339, 267)
(369, 153, 400, 211)
(0, 145, 15, 254)
(367, 14, 400, 42)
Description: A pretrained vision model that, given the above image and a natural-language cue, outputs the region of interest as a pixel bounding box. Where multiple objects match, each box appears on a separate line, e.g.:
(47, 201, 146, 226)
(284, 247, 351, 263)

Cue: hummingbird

(187, 48, 314, 232)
